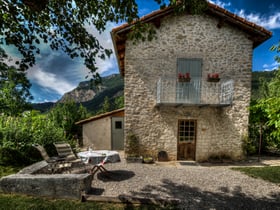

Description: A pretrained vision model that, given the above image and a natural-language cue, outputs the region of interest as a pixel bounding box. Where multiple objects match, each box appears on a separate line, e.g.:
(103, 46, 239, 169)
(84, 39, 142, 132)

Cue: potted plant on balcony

(178, 72, 191, 82)
(207, 73, 220, 82)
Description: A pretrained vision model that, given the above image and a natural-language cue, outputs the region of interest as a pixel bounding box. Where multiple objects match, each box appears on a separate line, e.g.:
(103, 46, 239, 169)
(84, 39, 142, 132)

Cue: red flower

(208, 73, 219, 78)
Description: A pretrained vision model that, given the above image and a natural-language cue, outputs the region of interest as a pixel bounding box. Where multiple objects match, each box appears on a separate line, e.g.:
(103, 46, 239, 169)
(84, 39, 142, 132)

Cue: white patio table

(78, 150, 121, 164)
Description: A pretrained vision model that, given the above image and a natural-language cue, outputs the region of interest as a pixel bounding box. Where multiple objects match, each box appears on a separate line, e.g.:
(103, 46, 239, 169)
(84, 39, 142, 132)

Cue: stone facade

(124, 13, 253, 161)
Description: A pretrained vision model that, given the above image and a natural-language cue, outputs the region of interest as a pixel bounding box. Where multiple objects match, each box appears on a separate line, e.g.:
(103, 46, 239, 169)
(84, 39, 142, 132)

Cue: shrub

(0, 111, 69, 166)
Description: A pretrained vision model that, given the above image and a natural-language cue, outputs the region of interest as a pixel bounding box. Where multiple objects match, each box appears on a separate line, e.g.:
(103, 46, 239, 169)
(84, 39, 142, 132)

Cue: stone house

(76, 108, 124, 150)
(111, 3, 271, 161)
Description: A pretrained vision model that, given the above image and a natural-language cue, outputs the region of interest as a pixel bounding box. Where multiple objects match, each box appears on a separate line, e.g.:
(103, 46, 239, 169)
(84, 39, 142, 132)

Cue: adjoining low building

(76, 108, 124, 150)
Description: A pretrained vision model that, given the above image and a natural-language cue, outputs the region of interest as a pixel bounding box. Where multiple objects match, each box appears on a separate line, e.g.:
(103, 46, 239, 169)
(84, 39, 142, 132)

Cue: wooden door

(177, 120, 196, 160)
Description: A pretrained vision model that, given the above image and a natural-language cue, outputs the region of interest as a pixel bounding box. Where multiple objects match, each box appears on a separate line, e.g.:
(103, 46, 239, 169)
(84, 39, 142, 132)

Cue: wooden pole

(258, 124, 262, 162)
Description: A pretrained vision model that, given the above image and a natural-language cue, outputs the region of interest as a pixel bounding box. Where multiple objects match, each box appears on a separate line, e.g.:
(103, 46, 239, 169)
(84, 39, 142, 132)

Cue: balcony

(156, 77, 234, 107)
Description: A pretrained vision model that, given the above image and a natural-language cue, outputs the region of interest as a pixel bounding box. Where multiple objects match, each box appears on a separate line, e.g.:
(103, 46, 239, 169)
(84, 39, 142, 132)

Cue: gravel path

(89, 158, 280, 209)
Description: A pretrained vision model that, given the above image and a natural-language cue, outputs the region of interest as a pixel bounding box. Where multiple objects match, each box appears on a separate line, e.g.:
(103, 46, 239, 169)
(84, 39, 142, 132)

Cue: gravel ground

(88, 156, 280, 210)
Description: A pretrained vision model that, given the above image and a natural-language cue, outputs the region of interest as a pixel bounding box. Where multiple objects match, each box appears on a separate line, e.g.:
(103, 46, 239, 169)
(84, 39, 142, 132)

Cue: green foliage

(0, 111, 68, 165)
(251, 71, 275, 100)
(47, 98, 87, 140)
(171, 0, 208, 14)
(0, 0, 148, 78)
(102, 96, 111, 113)
(87, 75, 124, 113)
(128, 21, 157, 45)
(249, 69, 280, 152)
(270, 41, 280, 63)
(126, 132, 140, 157)
(258, 97, 280, 142)
(0, 49, 33, 116)
(114, 95, 124, 109)
(0, 165, 21, 178)
(242, 134, 257, 155)
(0, 0, 209, 78)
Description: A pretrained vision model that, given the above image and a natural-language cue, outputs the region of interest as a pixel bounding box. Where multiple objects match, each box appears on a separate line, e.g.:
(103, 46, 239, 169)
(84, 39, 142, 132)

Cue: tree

(102, 96, 111, 113)
(47, 98, 87, 140)
(0, 49, 33, 116)
(0, 0, 208, 78)
(249, 68, 280, 152)
(257, 70, 280, 143)
(114, 95, 124, 109)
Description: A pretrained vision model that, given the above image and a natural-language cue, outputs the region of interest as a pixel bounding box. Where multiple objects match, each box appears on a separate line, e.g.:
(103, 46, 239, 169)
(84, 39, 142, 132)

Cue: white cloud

(262, 61, 279, 71)
(27, 67, 76, 95)
(209, 1, 280, 30)
(236, 10, 280, 30)
(208, 0, 231, 8)
(84, 22, 119, 76)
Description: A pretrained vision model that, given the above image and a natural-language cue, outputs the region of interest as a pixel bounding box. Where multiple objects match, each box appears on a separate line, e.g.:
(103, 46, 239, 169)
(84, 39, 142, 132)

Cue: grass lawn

(0, 193, 129, 210)
(232, 166, 280, 184)
(0, 193, 168, 210)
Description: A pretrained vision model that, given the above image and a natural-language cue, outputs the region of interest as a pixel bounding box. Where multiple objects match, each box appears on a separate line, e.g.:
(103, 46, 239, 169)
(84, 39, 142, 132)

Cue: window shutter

(177, 58, 202, 78)
(176, 58, 202, 104)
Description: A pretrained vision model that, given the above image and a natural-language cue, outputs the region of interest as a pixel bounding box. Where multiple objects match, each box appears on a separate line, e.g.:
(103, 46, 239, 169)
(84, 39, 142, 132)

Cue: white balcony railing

(156, 77, 234, 106)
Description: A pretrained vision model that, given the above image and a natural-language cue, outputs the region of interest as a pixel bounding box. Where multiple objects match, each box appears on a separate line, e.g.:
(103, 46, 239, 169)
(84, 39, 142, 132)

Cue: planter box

(178, 78, 191, 82)
(207, 78, 220, 82)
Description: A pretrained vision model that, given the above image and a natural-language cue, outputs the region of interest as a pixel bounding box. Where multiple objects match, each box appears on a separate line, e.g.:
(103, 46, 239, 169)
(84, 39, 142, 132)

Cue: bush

(0, 147, 30, 166)
(0, 111, 69, 166)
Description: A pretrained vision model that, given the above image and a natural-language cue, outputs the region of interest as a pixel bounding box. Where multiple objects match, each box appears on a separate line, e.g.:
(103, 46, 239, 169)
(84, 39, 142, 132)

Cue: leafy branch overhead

(0, 0, 208, 78)
(0, 0, 140, 77)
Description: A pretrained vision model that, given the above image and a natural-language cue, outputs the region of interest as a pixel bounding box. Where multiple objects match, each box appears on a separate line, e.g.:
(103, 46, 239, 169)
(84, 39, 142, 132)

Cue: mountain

(32, 74, 124, 113)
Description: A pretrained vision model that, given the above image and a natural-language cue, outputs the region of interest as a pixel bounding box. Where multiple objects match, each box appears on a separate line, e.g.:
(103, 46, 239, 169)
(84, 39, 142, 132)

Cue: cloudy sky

(3, 0, 280, 103)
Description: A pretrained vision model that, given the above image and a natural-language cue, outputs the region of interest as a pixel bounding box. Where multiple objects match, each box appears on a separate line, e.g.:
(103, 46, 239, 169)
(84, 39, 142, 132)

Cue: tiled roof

(111, 2, 272, 76)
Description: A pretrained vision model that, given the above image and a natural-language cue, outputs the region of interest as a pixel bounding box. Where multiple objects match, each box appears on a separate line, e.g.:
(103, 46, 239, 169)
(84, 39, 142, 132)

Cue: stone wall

(124, 13, 252, 161)
(0, 161, 93, 200)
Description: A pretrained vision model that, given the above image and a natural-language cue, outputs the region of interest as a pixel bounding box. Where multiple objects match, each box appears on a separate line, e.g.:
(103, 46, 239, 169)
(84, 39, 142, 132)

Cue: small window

(178, 120, 196, 142)
(115, 121, 122, 129)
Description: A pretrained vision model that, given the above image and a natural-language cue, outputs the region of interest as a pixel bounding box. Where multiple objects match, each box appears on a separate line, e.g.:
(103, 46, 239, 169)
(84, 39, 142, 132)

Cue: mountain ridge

(32, 74, 124, 113)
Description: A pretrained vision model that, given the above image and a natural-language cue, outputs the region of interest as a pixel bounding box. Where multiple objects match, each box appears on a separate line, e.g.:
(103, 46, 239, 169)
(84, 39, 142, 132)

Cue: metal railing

(156, 77, 234, 106)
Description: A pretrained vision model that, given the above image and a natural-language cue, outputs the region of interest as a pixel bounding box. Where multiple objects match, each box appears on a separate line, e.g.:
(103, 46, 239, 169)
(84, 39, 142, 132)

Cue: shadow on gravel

(97, 170, 135, 182)
(120, 179, 280, 209)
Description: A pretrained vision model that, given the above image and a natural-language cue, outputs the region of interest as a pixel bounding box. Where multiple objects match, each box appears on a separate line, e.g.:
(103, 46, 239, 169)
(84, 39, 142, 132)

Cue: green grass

(232, 166, 280, 184)
(0, 194, 127, 210)
(0, 193, 167, 210)
(0, 165, 22, 178)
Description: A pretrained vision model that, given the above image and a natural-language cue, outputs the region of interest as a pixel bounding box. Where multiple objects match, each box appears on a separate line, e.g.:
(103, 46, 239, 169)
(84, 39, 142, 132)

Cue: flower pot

(143, 157, 154, 164)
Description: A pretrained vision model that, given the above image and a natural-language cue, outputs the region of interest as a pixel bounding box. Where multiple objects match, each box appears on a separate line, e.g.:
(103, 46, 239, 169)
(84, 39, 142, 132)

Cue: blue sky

(3, 0, 280, 103)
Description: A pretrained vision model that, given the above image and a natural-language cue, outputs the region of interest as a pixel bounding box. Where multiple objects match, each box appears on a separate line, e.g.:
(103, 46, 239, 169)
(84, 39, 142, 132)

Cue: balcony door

(176, 58, 202, 104)
(177, 120, 196, 160)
